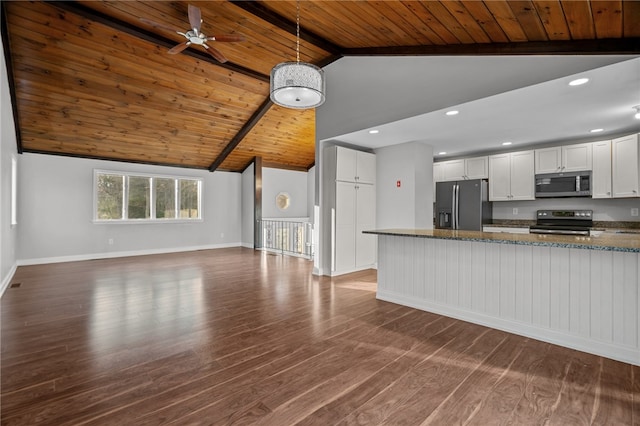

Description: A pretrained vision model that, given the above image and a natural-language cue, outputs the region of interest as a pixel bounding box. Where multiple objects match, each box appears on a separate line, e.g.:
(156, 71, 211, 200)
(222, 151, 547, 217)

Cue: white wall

(493, 197, 640, 222)
(17, 154, 242, 264)
(1, 36, 19, 292)
(376, 142, 434, 229)
(241, 163, 255, 248)
(262, 167, 309, 219)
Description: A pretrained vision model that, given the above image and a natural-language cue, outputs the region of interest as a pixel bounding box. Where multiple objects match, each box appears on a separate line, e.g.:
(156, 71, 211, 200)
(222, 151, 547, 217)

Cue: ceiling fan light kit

(270, 0, 325, 109)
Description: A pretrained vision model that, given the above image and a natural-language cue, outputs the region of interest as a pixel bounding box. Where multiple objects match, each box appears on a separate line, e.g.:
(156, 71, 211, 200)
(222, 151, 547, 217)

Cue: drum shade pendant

(270, 1, 325, 109)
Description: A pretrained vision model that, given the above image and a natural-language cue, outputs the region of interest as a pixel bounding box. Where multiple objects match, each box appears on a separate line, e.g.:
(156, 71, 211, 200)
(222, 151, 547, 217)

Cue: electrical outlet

(220, 233, 224, 239)
(108, 238, 114, 245)
(632, 208, 639, 217)
(512, 208, 518, 215)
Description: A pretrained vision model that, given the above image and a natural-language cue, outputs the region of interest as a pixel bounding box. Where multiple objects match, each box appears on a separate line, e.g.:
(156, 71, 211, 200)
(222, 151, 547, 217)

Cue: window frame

(11, 155, 17, 227)
(93, 169, 203, 224)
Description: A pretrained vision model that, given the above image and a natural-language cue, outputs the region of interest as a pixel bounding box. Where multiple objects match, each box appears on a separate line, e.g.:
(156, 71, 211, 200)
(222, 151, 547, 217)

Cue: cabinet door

(465, 156, 488, 179)
(433, 162, 444, 183)
(592, 140, 612, 199)
(356, 151, 376, 184)
(442, 159, 465, 181)
(510, 150, 535, 200)
(335, 146, 357, 182)
(535, 147, 562, 174)
(563, 143, 593, 171)
(334, 182, 356, 271)
(433, 162, 444, 201)
(612, 134, 640, 198)
(488, 154, 511, 201)
(355, 184, 376, 267)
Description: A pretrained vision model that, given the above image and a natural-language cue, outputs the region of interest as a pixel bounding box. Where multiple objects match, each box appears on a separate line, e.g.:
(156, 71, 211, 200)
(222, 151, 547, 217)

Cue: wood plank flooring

(1, 247, 637, 425)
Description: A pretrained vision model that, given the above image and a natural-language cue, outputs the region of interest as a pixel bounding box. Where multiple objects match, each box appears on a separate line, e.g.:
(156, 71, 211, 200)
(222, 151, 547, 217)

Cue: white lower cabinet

(482, 226, 530, 234)
(324, 145, 377, 276)
(334, 182, 376, 273)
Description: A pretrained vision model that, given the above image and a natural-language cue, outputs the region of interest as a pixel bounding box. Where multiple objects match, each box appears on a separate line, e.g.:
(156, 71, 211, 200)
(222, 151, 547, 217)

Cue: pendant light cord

(296, 0, 300, 64)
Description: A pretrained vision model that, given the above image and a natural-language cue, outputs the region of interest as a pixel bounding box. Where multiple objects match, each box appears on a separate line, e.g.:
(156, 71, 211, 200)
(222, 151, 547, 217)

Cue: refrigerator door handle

(454, 184, 460, 230)
(451, 185, 456, 229)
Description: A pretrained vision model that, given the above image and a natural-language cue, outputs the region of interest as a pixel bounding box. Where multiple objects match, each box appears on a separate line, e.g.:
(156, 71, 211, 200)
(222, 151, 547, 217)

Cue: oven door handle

(530, 228, 590, 236)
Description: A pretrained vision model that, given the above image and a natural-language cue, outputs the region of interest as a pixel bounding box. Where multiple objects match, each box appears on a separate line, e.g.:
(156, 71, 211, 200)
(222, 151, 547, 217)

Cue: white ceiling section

(319, 56, 640, 158)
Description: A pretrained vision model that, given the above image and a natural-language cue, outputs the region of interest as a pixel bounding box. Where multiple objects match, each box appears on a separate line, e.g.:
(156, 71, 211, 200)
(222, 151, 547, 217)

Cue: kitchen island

(364, 229, 640, 365)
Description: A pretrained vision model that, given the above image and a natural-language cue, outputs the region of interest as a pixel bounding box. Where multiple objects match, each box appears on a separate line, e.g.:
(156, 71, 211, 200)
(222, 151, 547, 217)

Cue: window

(94, 170, 201, 222)
(11, 156, 17, 226)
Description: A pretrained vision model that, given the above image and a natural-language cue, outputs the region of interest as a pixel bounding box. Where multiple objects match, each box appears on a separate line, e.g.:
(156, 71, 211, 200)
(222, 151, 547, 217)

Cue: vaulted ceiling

(2, 1, 639, 172)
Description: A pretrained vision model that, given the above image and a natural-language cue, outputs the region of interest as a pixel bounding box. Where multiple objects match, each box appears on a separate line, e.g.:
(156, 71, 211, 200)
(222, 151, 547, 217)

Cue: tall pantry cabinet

(323, 146, 377, 276)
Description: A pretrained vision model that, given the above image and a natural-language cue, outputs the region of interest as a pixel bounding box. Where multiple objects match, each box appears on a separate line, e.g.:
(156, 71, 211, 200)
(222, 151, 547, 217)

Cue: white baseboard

(326, 263, 377, 277)
(16, 243, 243, 266)
(0, 263, 18, 298)
(377, 289, 639, 367)
(241, 242, 254, 249)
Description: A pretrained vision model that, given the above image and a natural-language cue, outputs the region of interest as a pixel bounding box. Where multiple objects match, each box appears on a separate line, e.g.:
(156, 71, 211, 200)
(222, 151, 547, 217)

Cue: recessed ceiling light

(590, 128, 604, 133)
(502, 141, 512, 146)
(368, 129, 379, 134)
(634, 106, 640, 120)
(438, 151, 447, 155)
(569, 78, 589, 86)
(445, 110, 459, 116)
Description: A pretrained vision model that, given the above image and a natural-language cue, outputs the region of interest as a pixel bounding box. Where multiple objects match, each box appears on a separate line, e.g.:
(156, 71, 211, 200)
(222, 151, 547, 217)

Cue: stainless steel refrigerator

(435, 179, 492, 231)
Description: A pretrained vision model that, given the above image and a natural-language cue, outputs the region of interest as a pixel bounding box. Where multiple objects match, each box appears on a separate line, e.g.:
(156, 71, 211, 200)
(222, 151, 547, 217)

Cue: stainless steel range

(529, 209, 593, 236)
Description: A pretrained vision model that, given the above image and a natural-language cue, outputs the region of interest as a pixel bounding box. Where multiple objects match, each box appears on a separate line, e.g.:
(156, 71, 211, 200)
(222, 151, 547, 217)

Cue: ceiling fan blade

(168, 42, 190, 54)
(139, 17, 181, 35)
(206, 34, 246, 43)
(203, 44, 228, 63)
(188, 4, 202, 32)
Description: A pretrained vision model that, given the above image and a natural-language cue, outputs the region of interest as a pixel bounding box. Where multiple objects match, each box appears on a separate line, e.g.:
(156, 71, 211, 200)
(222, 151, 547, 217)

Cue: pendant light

(270, 0, 325, 109)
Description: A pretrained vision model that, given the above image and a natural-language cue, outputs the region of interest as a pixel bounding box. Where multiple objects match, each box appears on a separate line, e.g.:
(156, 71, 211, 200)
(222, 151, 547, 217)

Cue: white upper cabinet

(592, 140, 612, 199)
(510, 151, 536, 200)
(442, 159, 465, 181)
(563, 143, 593, 172)
(612, 134, 640, 198)
(535, 143, 593, 174)
(464, 156, 489, 180)
(489, 150, 535, 201)
(336, 146, 376, 184)
(434, 156, 488, 182)
(488, 154, 511, 201)
(535, 147, 562, 174)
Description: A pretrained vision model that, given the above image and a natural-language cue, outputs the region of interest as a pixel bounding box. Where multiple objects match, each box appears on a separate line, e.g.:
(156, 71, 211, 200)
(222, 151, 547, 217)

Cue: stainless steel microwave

(535, 171, 592, 198)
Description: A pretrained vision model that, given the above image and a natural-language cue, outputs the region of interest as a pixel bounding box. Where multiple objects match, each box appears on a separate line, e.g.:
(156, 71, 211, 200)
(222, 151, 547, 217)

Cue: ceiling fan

(140, 4, 245, 63)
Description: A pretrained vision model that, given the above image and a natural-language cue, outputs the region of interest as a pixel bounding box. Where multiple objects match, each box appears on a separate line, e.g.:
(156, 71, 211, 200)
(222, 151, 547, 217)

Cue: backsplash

(492, 198, 640, 222)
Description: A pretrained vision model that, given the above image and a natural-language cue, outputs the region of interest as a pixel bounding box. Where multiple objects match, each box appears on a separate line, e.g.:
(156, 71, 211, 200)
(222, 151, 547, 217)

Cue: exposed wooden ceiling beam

(230, 0, 343, 56)
(1, 2, 23, 154)
(22, 149, 209, 170)
(208, 97, 273, 172)
(343, 38, 640, 56)
(51, 1, 269, 82)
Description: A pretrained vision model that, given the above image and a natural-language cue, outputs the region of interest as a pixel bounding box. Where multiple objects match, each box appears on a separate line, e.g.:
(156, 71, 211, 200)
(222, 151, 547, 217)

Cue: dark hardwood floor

(1, 248, 637, 425)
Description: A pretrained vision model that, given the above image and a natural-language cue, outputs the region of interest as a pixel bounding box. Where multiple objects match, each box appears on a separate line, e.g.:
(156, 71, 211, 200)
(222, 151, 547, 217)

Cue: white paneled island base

(373, 231, 639, 366)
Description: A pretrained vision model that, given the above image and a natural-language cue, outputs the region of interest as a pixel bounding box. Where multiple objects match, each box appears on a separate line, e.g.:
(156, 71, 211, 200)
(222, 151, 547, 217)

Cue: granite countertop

(364, 228, 640, 253)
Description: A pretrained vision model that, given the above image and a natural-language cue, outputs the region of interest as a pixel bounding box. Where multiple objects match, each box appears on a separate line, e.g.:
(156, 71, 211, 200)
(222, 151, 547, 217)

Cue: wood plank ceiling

(2, 1, 639, 172)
